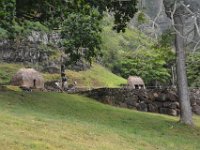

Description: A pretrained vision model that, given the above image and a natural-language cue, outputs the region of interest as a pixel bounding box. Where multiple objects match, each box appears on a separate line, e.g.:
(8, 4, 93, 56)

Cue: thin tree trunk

(171, 66, 175, 87)
(60, 54, 66, 91)
(174, 10, 193, 125)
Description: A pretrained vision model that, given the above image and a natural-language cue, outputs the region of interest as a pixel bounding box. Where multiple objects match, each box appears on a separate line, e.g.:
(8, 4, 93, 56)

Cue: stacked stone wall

(80, 88, 200, 116)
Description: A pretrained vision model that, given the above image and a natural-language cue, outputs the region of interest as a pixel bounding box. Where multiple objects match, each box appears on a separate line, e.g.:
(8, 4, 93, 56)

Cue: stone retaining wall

(80, 88, 200, 116)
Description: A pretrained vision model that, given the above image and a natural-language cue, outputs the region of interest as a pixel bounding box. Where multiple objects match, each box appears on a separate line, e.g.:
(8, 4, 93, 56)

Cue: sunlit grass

(66, 64, 126, 88)
(0, 63, 23, 84)
(0, 63, 126, 88)
(0, 91, 199, 150)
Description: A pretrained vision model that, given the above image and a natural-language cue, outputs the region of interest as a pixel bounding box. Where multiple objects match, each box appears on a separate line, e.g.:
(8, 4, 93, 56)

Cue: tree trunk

(171, 65, 176, 87)
(174, 9, 193, 125)
(60, 54, 66, 91)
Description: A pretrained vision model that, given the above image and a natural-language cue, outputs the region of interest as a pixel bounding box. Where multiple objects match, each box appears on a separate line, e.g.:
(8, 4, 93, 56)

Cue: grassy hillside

(66, 64, 126, 88)
(0, 91, 199, 150)
(100, 17, 154, 69)
(0, 63, 23, 84)
(0, 63, 126, 87)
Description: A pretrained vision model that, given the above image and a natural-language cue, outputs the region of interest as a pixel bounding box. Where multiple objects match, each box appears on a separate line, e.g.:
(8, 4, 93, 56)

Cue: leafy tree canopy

(15, 0, 138, 32)
(1, 0, 138, 62)
(61, 9, 102, 64)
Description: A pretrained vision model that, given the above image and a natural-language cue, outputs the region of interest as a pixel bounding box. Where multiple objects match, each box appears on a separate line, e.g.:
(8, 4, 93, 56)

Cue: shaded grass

(0, 91, 199, 150)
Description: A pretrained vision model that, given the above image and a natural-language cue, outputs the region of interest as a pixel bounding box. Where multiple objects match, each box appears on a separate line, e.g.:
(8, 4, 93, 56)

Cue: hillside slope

(0, 63, 126, 88)
(0, 91, 199, 150)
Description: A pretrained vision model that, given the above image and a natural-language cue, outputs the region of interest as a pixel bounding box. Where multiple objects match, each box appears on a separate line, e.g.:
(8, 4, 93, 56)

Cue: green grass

(100, 19, 155, 69)
(43, 63, 127, 88)
(66, 64, 126, 88)
(0, 63, 23, 84)
(0, 63, 126, 88)
(0, 91, 199, 150)
(101, 25, 153, 51)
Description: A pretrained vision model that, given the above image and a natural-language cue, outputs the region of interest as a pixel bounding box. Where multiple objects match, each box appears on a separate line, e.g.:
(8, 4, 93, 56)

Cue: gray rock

(153, 101, 163, 108)
(137, 102, 148, 112)
(160, 108, 177, 116)
(163, 102, 177, 109)
(125, 96, 138, 107)
(173, 102, 180, 109)
(148, 104, 158, 112)
(44, 62, 60, 73)
(168, 109, 177, 116)
(156, 93, 167, 102)
(193, 105, 200, 115)
(166, 91, 178, 102)
(159, 108, 168, 114)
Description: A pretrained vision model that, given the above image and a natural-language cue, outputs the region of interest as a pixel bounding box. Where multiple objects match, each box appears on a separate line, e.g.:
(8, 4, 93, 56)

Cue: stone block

(168, 109, 177, 116)
(148, 104, 158, 112)
(155, 93, 167, 102)
(159, 108, 169, 114)
(193, 105, 200, 115)
(166, 92, 178, 102)
(163, 102, 178, 109)
(136, 102, 148, 112)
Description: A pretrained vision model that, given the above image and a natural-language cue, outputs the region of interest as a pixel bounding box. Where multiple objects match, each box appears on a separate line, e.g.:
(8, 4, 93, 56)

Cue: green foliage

(15, 0, 137, 32)
(100, 19, 175, 85)
(0, 0, 16, 38)
(16, 0, 68, 29)
(61, 9, 102, 63)
(187, 52, 200, 87)
(23, 21, 49, 33)
(158, 29, 175, 48)
(152, 29, 176, 67)
(0, 27, 8, 39)
(100, 16, 153, 69)
(1, 0, 138, 63)
(114, 49, 171, 84)
(136, 11, 148, 24)
(0, 0, 15, 30)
